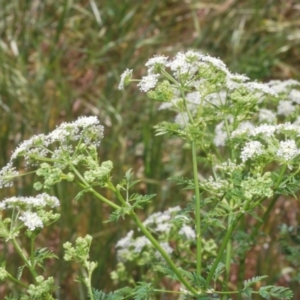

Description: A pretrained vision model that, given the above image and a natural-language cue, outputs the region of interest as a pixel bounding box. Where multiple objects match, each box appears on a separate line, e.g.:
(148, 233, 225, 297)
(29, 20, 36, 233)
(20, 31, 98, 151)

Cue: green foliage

(33, 248, 58, 271)
(258, 285, 293, 300)
(132, 282, 154, 300)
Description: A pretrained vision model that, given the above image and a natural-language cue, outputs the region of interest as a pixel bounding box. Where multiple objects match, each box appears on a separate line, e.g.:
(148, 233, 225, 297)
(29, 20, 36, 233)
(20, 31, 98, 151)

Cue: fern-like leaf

(17, 265, 25, 280)
(133, 282, 154, 300)
(243, 275, 268, 289)
(258, 285, 293, 300)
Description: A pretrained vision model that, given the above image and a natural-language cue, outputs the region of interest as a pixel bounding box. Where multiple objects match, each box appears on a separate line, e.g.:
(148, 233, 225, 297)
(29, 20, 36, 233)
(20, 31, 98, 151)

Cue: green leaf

(133, 282, 154, 300)
(243, 276, 268, 289)
(241, 287, 253, 299)
(130, 193, 156, 208)
(258, 285, 293, 300)
(213, 262, 225, 281)
(34, 248, 58, 270)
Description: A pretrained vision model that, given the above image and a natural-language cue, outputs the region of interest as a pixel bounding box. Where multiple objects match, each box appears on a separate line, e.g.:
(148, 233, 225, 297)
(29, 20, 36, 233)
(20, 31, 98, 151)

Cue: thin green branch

(192, 141, 202, 276)
(70, 165, 120, 210)
(131, 212, 198, 295)
(6, 272, 29, 288)
(206, 217, 240, 285)
(11, 237, 38, 282)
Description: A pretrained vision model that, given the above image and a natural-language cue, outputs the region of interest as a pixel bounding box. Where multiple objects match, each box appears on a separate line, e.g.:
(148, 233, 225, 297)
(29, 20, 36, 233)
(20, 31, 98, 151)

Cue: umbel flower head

(119, 51, 278, 135)
(0, 116, 105, 189)
(0, 193, 60, 231)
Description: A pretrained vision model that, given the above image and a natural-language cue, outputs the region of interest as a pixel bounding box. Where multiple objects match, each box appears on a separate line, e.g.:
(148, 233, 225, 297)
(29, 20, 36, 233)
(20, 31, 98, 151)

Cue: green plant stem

(6, 272, 29, 288)
(191, 141, 202, 276)
(85, 268, 95, 300)
(11, 237, 38, 281)
(107, 180, 127, 206)
(30, 236, 35, 267)
(131, 212, 198, 295)
(206, 217, 240, 285)
(70, 165, 120, 210)
(224, 218, 232, 293)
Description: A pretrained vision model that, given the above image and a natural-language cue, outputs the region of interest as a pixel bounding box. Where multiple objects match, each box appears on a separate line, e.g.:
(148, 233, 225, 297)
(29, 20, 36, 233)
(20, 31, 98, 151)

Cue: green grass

(0, 0, 300, 298)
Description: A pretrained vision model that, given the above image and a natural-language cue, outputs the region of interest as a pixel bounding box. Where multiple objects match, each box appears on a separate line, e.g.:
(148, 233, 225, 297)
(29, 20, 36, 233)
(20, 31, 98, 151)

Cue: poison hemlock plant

(1, 51, 299, 299)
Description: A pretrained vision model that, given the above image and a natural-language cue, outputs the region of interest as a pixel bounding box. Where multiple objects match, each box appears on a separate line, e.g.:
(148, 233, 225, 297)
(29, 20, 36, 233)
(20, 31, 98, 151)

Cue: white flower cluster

(142, 206, 181, 233)
(215, 160, 244, 173)
(0, 162, 19, 188)
(115, 206, 196, 262)
(202, 176, 229, 196)
(121, 51, 277, 102)
(266, 79, 300, 94)
(0, 193, 60, 210)
(0, 193, 60, 231)
(240, 141, 264, 162)
(214, 121, 228, 147)
(277, 100, 295, 116)
(232, 122, 300, 139)
(233, 122, 300, 163)
(118, 69, 132, 90)
(8, 116, 104, 166)
(230, 121, 255, 138)
(258, 108, 277, 123)
(19, 211, 43, 231)
(276, 140, 300, 161)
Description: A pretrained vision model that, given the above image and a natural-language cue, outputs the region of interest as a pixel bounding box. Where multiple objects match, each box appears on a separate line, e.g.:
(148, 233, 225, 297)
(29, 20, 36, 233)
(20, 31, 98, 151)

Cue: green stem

(11, 237, 38, 281)
(6, 272, 29, 288)
(106, 180, 127, 206)
(206, 217, 240, 285)
(70, 165, 120, 210)
(224, 220, 232, 290)
(131, 212, 198, 295)
(192, 141, 202, 276)
(86, 270, 95, 300)
(30, 236, 35, 267)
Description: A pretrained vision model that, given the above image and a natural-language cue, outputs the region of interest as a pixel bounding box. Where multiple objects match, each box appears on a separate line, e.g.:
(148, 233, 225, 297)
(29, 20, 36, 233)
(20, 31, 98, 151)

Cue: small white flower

(167, 52, 200, 78)
(133, 236, 151, 253)
(145, 55, 168, 73)
(174, 112, 189, 126)
(118, 69, 132, 90)
(186, 91, 201, 105)
(258, 109, 276, 123)
(231, 121, 255, 138)
(155, 222, 172, 233)
(137, 74, 159, 92)
(244, 82, 277, 96)
(19, 211, 43, 231)
(240, 141, 264, 162)
(277, 122, 300, 134)
(179, 225, 196, 239)
(0, 162, 19, 188)
(201, 55, 228, 73)
(267, 79, 300, 94)
(166, 206, 181, 214)
(289, 89, 300, 104)
(214, 121, 227, 147)
(115, 230, 134, 248)
(276, 140, 300, 161)
(227, 73, 249, 82)
(277, 100, 295, 116)
(250, 124, 277, 137)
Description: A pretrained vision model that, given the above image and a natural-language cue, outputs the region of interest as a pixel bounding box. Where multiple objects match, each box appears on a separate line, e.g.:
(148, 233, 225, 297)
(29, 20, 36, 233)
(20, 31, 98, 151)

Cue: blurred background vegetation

(0, 0, 300, 299)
